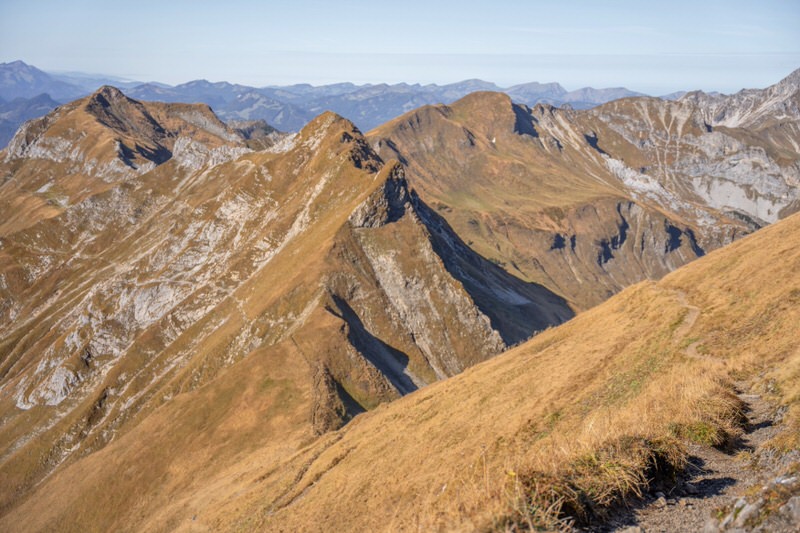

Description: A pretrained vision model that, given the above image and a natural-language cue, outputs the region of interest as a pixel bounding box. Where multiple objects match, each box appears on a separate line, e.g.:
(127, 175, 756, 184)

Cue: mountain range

(0, 93, 60, 150)
(0, 66, 798, 532)
(1, 60, 669, 147)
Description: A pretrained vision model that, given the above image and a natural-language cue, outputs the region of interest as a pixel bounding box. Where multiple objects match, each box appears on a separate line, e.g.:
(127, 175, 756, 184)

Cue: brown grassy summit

(369, 89, 799, 311)
(8, 84, 242, 164)
(0, 86, 248, 236)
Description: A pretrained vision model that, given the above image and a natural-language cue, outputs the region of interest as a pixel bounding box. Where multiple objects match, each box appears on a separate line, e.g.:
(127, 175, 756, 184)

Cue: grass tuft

(498, 435, 686, 529)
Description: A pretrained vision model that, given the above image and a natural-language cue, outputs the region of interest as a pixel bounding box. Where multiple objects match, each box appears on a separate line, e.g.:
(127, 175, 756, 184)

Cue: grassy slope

(0, 111, 391, 514)
(200, 210, 797, 531)
(1, 93, 796, 532)
(6, 199, 794, 533)
(2, 337, 315, 533)
(368, 92, 620, 229)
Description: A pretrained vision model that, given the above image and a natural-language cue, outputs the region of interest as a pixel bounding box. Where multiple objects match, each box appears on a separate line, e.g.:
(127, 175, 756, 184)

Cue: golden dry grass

(2, 211, 797, 533)
(0, 92, 797, 532)
(0, 109, 385, 516)
(205, 210, 796, 532)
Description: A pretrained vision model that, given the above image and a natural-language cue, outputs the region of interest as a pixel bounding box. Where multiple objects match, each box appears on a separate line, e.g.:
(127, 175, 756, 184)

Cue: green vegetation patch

(669, 421, 723, 446)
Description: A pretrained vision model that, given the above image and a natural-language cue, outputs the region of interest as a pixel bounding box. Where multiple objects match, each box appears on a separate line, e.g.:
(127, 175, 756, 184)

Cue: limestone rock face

(369, 71, 800, 310)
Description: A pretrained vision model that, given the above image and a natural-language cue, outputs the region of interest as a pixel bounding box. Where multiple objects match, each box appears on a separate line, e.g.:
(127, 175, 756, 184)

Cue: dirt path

(604, 388, 781, 532)
(671, 289, 699, 341)
(672, 289, 714, 362)
(601, 289, 798, 532)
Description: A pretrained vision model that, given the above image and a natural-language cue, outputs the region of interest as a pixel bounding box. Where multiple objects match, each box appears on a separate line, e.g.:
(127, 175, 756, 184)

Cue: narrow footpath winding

(602, 290, 800, 533)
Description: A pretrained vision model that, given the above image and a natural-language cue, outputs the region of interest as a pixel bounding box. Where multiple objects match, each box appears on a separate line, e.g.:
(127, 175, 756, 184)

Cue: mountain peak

(2, 59, 28, 68)
(81, 86, 231, 141)
(83, 85, 155, 132)
(779, 67, 800, 88)
(453, 90, 513, 108)
(676, 67, 800, 128)
(301, 110, 360, 137)
(4, 84, 248, 186)
(294, 110, 382, 172)
(0, 60, 84, 101)
(88, 85, 129, 105)
(449, 78, 495, 87)
(509, 81, 568, 95)
(447, 91, 516, 123)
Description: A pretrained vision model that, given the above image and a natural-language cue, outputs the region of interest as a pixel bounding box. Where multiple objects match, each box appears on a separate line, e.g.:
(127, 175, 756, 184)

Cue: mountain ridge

(679, 67, 800, 129)
(368, 83, 799, 309)
(0, 61, 84, 101)
(5, 60, 793, 148)
(0, 90, 574, 520)
(2, 188, 797, 532)
(0, 69, 798, 531)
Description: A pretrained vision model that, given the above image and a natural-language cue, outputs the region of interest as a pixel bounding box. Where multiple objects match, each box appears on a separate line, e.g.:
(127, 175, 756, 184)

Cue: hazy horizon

(1, 0, 798, 95)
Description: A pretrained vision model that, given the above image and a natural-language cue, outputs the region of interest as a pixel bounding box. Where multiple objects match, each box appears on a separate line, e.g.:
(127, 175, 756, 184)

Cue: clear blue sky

(1, 0, 798, 93)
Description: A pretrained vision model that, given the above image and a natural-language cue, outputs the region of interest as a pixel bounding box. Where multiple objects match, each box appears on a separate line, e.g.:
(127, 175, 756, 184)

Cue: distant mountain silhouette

(0, 60, 662, 147)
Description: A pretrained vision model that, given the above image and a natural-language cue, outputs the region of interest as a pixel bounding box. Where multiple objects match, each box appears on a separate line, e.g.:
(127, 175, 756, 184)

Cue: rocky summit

(370, 69, 800, 310)
(0, 70, 798, 532)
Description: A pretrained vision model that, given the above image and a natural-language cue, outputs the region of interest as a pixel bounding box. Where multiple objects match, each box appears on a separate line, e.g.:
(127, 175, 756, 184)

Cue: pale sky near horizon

(1, 0, 798, 94)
